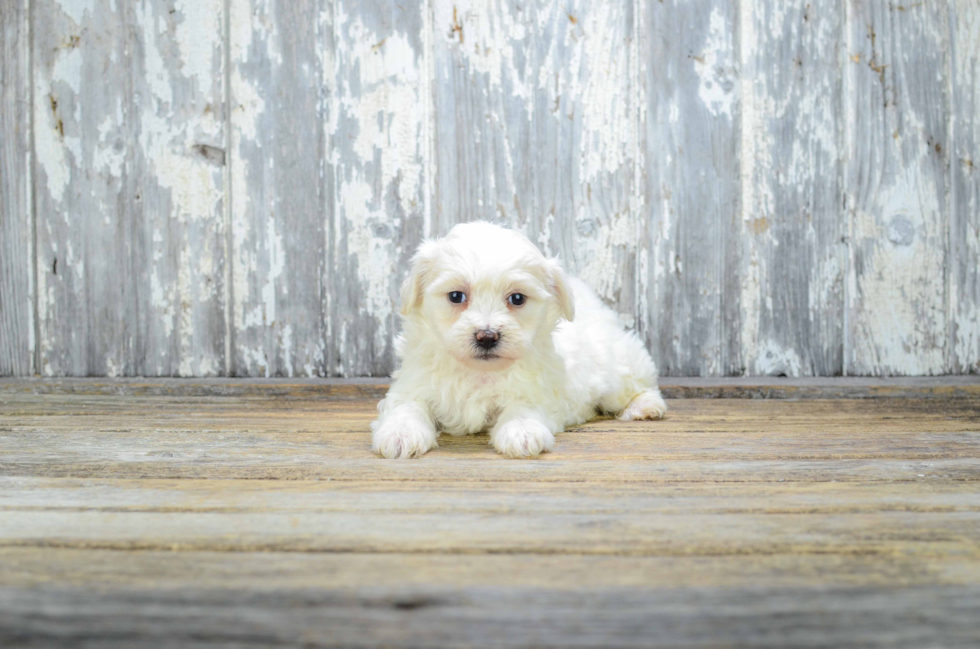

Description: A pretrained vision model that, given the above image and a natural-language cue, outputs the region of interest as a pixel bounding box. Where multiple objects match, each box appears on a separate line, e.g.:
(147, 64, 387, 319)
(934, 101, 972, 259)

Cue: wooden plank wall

(0, 0, 33, 376)
(1, 0, 978, 377)
(31, 0, 227, 376)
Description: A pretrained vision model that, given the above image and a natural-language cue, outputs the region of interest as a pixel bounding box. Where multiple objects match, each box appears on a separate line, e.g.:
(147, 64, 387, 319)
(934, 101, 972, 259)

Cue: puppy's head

(400, 221, 574, 371)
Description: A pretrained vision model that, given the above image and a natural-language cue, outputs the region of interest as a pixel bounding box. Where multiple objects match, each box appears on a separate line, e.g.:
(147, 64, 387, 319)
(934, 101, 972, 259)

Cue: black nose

(474, 329, 499, 350)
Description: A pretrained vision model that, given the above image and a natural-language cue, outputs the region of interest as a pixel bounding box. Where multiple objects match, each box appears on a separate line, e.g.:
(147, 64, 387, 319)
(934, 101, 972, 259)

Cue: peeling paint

(10, 0, 974, 379)
(30, 0, 227, 376)
(578, 211, 635, 303)
(755, 340, 804, 376)
(950, 1, 980, 372)
(328, 0, 427, 376)
(172, 0, 223, 87)
(846, 1, 949, 375)
(56, 0, 97, 27)
(695, 8, 736, 119)
(230, 0, 329, 377)
(435, 0, 531, 108)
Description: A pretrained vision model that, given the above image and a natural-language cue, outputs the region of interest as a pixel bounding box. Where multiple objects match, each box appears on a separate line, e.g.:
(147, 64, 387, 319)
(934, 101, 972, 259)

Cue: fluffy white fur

(372, 221, 666, 459)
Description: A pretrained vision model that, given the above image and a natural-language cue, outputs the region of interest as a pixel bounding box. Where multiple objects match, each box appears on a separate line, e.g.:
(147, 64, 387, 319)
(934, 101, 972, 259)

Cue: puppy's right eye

(448, 291, 467, 304)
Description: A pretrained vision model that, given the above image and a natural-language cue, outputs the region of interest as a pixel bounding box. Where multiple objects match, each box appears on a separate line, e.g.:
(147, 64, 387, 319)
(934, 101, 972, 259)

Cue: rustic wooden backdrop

(1, 0, 978, 378)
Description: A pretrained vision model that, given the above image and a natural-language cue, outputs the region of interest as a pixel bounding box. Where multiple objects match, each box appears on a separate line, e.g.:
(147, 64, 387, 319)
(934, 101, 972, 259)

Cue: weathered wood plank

(950, 1, 980, 374)
(430, 0, 531, 233)
(3, 474, 979, 557)
(33, 0, 135, 376)
(845, 2, 950, 375)
(638, 0, 740, 376)
(432, 0, 640, 325)
(739, 0, 845, 376)
(1, 392, 972, 485)
(327, 0, 427, 377)
(1, 387, 977, 646)
(33, 0, 227, 376)
(4, 547, 978, 591)
(6, 457, 974, 482)
(4, 428, 979, 465)
(8, 1, 977, 379)
(3, 583, 978, 649)
(5, 477, 979, 517)
(228, 0, 328, 377)
(531, 0, 640, 323)
(3, 506, 979, 555)
(3, 397, 979, 444)
(3, 376, 980, 399)
(2, 394, 978, 481)
(0, 0, 33, 377)
(3, 393, 978, 434)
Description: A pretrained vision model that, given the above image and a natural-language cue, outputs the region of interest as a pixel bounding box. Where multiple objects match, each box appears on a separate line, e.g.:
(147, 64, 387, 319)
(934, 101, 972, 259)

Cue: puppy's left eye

(508, 293, 526, 307)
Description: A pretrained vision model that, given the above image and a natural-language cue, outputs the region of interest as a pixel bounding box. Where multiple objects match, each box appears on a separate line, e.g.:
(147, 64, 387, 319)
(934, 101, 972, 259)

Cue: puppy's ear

(400, 241, 439, 316)
(548, 258, 575, 322)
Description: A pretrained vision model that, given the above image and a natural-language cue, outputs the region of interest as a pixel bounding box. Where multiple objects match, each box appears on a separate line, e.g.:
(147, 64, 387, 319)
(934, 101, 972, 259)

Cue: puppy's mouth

(467, 345, 511, 364)
(459, 349, 515, 371)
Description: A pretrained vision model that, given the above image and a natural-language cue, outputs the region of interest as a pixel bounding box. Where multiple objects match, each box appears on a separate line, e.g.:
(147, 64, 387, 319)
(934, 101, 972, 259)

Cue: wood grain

(639, 0, 740, 376)
(4, 375, 980, 399)
(740, 0, 846, 376)
(32, 0, 227, 377)
(431, 0, 531, 234)
(4, 547, 980, 590)
(0, 383, 978, 646)
(2, 581, 977, 648)
(0, 0, 33, 376)
(3, 2, 980, 378)
(327, 0, 427, 377)
(950, 1, 980, 374)
(845, 1, 950, 375)
(229, 0, 328, 377)
(432, 0, 639, 324)
(532, 0, 640, 322)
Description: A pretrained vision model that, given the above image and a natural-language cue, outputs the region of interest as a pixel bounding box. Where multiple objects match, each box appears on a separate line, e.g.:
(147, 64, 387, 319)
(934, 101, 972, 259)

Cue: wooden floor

(1, 379, 979, 648)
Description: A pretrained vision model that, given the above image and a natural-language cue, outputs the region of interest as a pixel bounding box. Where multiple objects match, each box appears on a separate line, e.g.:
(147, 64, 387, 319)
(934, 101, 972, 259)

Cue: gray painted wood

(845, 1, 950, 376)
(32, 0, 227, 376)
(327, 0, 427, 377)
(431, 0, 532, 235)
(0, 0, 33, 376)
(739, 0, 846, 376)
(950, 2, 980, 374)
(534, 0, 640, 324)
(228, 0, 327, 377)
(639, 0, 740, 376)
(3, 1, 979, 377)
(432, 0, 639, 322)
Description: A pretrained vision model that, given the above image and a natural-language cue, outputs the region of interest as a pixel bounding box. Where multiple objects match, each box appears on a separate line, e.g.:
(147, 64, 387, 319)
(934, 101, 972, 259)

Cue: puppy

(372, 221, 666, 459)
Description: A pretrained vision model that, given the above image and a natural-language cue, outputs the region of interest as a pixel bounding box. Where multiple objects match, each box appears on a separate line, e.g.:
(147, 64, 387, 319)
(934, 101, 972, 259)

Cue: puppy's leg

(371, 402, 438, 459)
(592, 325, 667, 421)
(617, 389, 667, 421)
(490, 408, 557, 458)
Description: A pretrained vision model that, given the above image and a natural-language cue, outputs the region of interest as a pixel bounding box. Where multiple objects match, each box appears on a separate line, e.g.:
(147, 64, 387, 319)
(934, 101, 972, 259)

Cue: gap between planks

(1, 376, 980, 399)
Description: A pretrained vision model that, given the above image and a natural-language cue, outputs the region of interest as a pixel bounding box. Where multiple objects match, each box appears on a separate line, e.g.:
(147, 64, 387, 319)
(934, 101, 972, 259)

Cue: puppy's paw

(491, 418, 555, 458)
(371, 412, 437, 459)
(618, 389, 667, 421)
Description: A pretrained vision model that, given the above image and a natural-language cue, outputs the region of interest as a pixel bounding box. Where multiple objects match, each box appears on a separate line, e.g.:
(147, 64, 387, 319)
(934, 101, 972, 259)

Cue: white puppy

(372, 221, 666, 459)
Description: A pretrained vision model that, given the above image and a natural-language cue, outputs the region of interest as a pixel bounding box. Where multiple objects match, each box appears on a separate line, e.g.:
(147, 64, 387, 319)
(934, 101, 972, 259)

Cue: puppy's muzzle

(474, 329, 500, 351)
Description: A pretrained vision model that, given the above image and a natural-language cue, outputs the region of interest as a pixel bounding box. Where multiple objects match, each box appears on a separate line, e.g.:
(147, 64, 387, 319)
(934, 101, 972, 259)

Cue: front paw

(371, 415, 437, 459)
(491, 417, 555, 458)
